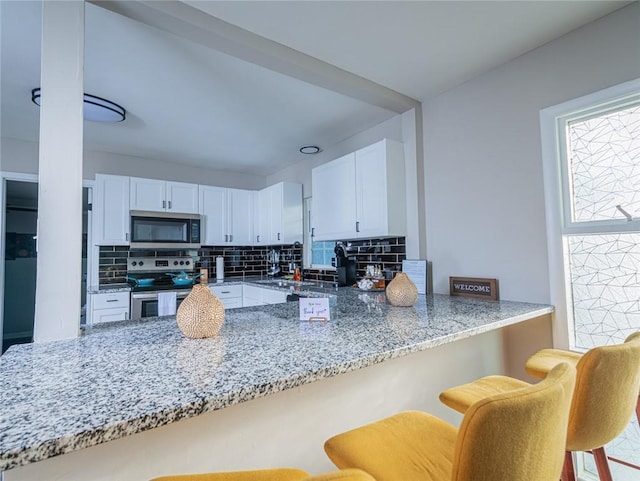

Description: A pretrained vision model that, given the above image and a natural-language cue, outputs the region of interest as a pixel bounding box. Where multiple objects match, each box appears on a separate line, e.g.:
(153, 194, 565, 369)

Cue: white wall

(423, 3, 640, 304)
(266, 114, 403, 198)
(0, 137, 265, 190)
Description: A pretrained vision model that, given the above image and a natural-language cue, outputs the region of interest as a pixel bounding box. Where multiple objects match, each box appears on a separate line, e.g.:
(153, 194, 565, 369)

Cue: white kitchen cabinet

(311, 153, 356, 241)
(130, 177, 199, 214)
(228, 189, 254, 245)
(93, 174, 130, 245)
(312, 139, 406, 241)
(200, 186, 254, 245)
(242, 284, 288, 306)
(210, 284, 243, 309)
(88, 291, 129, 325)
(261, 288, 288, 305)
(255, 182, 303, 245)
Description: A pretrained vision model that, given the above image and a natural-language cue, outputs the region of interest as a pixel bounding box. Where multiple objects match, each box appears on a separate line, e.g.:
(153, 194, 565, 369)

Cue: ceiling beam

(89, 0, 420, 114)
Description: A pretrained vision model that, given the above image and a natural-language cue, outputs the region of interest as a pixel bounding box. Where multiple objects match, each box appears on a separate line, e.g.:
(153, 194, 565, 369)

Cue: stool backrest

(566, 332, 640, 451)
(452, 363, 576, 481)
(304, 470, 376, 481)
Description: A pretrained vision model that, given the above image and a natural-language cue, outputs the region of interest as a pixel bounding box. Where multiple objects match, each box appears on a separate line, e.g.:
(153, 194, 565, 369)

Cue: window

(542, 81, 640, 481)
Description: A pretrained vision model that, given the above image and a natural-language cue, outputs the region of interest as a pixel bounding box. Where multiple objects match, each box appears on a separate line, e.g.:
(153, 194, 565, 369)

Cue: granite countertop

(0, 290, 552, 472)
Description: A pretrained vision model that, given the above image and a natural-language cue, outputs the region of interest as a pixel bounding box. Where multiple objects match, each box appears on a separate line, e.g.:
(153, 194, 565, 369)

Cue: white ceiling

(0, 1, 630, 177)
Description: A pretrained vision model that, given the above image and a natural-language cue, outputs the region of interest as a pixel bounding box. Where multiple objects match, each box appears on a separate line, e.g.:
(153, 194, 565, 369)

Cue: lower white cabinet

(242, 285, 288, 306)
(210, 284, 243, 309)
(88, 292, 130, 325)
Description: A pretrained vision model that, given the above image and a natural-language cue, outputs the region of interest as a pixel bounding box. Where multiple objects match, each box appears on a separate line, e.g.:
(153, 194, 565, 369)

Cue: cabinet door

(93, 174, 130, 245)
(228, 189, 254, 245)
(261, 288, 287, 305)
(199, 186, 228, 245)
(130, 177, 166, 212)
(256, 188, 271, 245)
(167, 181, 199, 213)
(355, 141, 388, 238)
(312, 153, 357, 241)
(92, 308, 129, 325)
(242, 284, 265, 306)
(278, 183, 303, 244)
(268, 184, 283, 243)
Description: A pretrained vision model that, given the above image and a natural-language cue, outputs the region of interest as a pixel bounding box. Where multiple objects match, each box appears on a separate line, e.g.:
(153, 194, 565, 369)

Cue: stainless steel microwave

(130, 210, 201, 249)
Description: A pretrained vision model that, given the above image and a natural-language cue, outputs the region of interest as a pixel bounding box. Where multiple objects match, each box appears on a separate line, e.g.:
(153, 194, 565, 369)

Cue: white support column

(33, 1, 84, 342)
(402, 106, 426, 259)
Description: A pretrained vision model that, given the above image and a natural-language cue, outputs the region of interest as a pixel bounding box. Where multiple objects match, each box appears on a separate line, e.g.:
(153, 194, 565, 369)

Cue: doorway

(1, 179, 90, 353)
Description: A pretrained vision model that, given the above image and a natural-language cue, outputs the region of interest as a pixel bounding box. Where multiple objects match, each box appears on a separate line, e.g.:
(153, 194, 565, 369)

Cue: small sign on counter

(402, 260, 428, 294)
(299, 297, 331, 321)
(450, 277, 499, 301)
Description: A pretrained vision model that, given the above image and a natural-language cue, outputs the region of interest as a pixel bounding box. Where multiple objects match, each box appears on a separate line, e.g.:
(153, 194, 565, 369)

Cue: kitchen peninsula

(0, 287, 553, 481)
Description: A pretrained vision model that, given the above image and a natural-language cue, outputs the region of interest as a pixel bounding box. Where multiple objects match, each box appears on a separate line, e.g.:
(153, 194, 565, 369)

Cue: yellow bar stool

(151, 468, 375, 481)
(439, 332, 640, 481)
(324, 363, 576, 481)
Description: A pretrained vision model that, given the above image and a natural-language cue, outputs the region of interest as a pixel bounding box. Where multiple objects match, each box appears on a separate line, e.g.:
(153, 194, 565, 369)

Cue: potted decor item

(385, 272, 418, 307)
(176, 284, 225, 338)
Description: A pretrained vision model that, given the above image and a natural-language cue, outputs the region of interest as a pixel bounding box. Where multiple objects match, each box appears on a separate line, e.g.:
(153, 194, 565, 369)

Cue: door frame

(0, 171, 94, 346)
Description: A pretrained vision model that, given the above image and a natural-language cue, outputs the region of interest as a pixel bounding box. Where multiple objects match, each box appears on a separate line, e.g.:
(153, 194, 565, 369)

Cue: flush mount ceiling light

(299, 145, 320, 154)
(31, 88, 126, 122)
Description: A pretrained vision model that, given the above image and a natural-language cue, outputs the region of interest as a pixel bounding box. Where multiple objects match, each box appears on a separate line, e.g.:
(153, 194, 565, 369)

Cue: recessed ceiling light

(31, 88, 126, 122)
(299, 145, 321, 155)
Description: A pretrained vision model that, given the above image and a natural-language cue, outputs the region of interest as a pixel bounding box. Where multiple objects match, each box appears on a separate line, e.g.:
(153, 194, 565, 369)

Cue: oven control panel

(127, 257, 195, 273)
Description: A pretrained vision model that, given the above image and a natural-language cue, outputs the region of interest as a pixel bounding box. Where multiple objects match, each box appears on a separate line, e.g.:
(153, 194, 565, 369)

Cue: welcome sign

(449, 277, 499, 301)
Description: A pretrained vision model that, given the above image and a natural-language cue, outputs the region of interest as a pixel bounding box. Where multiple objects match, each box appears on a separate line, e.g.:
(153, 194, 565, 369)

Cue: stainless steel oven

(127, 256, 198, 319)
(130, 290, 191, 319)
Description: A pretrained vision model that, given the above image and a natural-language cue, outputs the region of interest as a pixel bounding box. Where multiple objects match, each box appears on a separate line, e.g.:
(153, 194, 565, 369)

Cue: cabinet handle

(356, 221, 360, 232)
(225, 234, 228, 242)
(257, 235, 260, 243)
(162, 200, 166, 209)
(221, 291, 231, 294)
(126, 233, 129, 241)
(168, 200, 172, 210)
(277, 232, 281, 241)
(230, 234, 233, 242)
(311, 227, 315, 238)
(106, 299, 118, 303)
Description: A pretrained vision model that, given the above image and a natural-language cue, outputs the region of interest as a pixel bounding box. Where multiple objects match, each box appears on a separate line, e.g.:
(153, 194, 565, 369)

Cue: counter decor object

(176, 284, 225, 338)
(385, 272, 418, 307)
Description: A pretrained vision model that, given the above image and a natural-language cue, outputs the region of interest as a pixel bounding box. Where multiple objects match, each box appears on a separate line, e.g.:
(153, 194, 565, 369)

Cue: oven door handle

(131, 291, 191, 300)
(131, 292, 160, 301)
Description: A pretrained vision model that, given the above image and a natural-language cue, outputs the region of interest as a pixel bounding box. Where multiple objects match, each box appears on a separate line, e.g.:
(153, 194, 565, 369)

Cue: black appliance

(130, 210, 201, 250)
(334, 243, 357, 287)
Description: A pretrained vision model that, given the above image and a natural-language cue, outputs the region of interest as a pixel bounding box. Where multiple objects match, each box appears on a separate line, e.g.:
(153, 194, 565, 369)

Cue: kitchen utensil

(126, 276, 154, 287)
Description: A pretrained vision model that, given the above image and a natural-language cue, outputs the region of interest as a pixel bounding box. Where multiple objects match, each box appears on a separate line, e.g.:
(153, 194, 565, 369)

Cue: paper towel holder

(216, 256, 225, 283)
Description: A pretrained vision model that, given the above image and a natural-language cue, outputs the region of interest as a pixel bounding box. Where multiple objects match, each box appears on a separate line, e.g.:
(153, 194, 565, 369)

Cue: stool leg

(593, 447, 613, 481)
(561, 451, 576, 481)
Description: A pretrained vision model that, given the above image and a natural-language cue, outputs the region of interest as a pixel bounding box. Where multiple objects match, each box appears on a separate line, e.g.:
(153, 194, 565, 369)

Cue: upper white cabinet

(312, 139, 406, 241)
(200, 186, 254, 245)
(311, 153, 357, 241)
(93, 174, 130, 245)
(255, 182, 302, 245)
(130, 177, 199, 214)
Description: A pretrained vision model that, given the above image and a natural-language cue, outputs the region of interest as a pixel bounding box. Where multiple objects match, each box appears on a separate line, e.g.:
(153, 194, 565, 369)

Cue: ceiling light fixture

(299, 145, 320, 155)
(31, 88, 126, 122)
